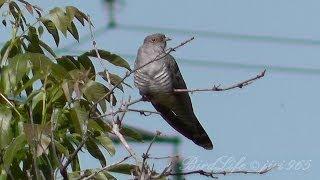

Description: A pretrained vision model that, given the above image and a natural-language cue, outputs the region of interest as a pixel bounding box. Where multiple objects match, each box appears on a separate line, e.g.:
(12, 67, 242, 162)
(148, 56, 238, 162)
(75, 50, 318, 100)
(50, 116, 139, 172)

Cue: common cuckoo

(134, 33, 213, 150)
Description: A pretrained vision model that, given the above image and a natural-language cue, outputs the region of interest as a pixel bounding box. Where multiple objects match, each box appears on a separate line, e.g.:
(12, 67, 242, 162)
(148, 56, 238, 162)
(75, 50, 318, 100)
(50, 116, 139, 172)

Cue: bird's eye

(152, 38, 156, 42)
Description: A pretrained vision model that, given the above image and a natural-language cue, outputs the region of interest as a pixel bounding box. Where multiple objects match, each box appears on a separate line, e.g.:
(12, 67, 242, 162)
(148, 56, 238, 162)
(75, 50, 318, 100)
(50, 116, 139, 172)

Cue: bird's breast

(134, 65, 173, 95)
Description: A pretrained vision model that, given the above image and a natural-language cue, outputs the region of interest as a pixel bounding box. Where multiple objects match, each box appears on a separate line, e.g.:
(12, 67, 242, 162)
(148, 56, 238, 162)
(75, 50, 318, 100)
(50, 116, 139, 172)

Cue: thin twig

(81, 155, 132, 180)
(148, 155, 180, 160)
(140, 131, 161, 178)
(166, 166, 275, 179)
(60, 136, 88, 179)
(0, 92, 22, 117)
(174, 69, 266, 93)
(112, 123, 139, 163)
(127, 108, 160, 116)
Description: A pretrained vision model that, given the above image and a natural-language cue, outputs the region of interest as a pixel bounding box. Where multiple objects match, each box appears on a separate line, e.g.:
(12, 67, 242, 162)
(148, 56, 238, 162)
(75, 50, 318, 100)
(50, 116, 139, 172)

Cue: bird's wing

(150, 54, 213, 149)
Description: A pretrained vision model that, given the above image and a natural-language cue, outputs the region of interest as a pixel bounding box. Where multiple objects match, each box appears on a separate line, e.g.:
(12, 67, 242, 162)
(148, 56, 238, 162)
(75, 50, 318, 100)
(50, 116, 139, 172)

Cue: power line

(117, 24, 320, 46)
(56, 49, 320, 75)
(2, 24, 320, 75)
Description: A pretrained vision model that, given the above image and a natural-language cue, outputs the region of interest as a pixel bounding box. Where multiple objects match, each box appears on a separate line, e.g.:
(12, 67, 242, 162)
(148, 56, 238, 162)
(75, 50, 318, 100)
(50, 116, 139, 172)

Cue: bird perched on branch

(134, 33, 213, 150)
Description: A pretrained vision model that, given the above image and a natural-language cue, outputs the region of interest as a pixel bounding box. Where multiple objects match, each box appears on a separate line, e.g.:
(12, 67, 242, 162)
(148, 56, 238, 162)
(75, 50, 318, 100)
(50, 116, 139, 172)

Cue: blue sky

(1, 0, 319, 179)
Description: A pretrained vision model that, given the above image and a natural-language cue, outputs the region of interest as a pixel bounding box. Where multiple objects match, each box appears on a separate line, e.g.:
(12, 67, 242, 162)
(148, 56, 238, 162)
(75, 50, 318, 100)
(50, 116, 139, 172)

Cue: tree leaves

(3, 134, 27, 168)
(0, 105, 13, 149)
(47, 7, 71, 37)
(86, 138, 106, 167)
(0, 2, 153, 179)
(96, 135, 115, 156)
(120, 127, 143, 142)
(66, 6, 88, 26)
(84, 49, 131, 71)
(42, 19, 60, 46)
(107, 164, 138, 175)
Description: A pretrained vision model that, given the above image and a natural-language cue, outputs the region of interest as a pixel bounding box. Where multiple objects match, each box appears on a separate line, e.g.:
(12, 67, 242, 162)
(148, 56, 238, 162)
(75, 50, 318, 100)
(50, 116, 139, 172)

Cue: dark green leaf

(64, 138, 80, 171)
(96, 135, 115, 156)
(2, 19, 6, 26)
(99, 71, 126, 92)
(107, 164, 137, 175)
(48, 7, 71, 36)
(69, 102, 88, 134)
(13, 53, 71, 81)
(66, 6, 88, 26)
(67, 21, 79, 41)
(86, 138, 106, 167)
(42, 19, 60, 46)
(84, 50, 131, 71)
(120, 127, 143, 142)
(88, 119, 104, 133)
(25, 26, 43, 54)
(0, 0, 5, 9)
(57, 56, 79, 71)
(82, 80, 117, 106)
(0, 105, 13, 149)
(54, 140, 69, 156)
(38, 25, 44, 36)
(3, 134, 27, 168)
(39, 40, 57, 58)
(78, 55, 95, 79)
(15, 72, 42, 96)
(0, 66, 16, 95)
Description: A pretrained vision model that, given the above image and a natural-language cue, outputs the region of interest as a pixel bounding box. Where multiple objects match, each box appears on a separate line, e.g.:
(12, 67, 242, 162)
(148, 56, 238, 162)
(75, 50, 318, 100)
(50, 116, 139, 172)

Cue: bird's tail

(151, 101, 213, 150)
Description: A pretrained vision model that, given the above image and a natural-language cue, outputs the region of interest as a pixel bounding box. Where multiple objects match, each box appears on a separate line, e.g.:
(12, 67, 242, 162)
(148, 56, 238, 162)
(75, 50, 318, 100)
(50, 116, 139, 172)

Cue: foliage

(0, 1, 136, 179)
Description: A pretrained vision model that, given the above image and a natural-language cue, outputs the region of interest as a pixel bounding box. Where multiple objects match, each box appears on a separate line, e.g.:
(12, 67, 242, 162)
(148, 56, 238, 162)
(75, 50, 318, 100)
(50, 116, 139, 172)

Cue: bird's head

(143, 33, 171, 50)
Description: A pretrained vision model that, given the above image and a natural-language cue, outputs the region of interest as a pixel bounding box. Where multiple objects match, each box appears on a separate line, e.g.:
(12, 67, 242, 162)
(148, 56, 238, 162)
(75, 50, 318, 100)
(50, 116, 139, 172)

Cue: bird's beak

(165, 37, 172, 41)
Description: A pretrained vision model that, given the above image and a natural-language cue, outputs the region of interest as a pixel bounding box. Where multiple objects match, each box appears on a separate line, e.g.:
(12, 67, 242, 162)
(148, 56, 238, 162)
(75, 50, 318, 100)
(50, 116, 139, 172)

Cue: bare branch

(165, 166, 275, 179)
(112, 123, 140, 163)
(81, 155, 132, 180)
(174, 69, 266, 93)
(60, 136, 88, 179)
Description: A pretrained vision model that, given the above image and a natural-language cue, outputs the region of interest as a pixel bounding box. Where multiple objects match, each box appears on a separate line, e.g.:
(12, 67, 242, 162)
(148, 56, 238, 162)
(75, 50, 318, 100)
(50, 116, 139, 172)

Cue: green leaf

(0, 0, 5, 9)
(41, 19, 60, 46)
(120, 126, 143, 142)
(84, 50, 131, 71)
(15, 72, 42, 96)
(107, 164, 137, 175)
(78, 55, 95, 79)
(64, 138, 80, 171)
(86, 138, 106, 167)
(96, 135, 115, 156)
(0, 105, 13, 149)
(39, 40, 57, 58)
(0, 66, 16, 95)
(48, 7, 71, 36)
(3, 134, 27, 168)
(8, 51, 31, 83)
(67, 21, 79, 41)
(57, 56, 79, 71)
(88, 119, 104, 133)
(99, 71, 126, 92)
(15, 53, 70, 81)
(88, 119, 111, 133)
(38, 25, 44, 36)
(82, 80, 117, 106)
(25, 26, 43, 54)
(66, 6, 88, 26)
(31, 90, 44, 110)
(69, 102, 88, 134)
(54, 140, 69, 156)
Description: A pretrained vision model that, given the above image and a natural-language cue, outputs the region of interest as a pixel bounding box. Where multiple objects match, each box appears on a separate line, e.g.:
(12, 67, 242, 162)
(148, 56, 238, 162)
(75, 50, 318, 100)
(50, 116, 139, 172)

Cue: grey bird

(134, 33, 213, 150)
